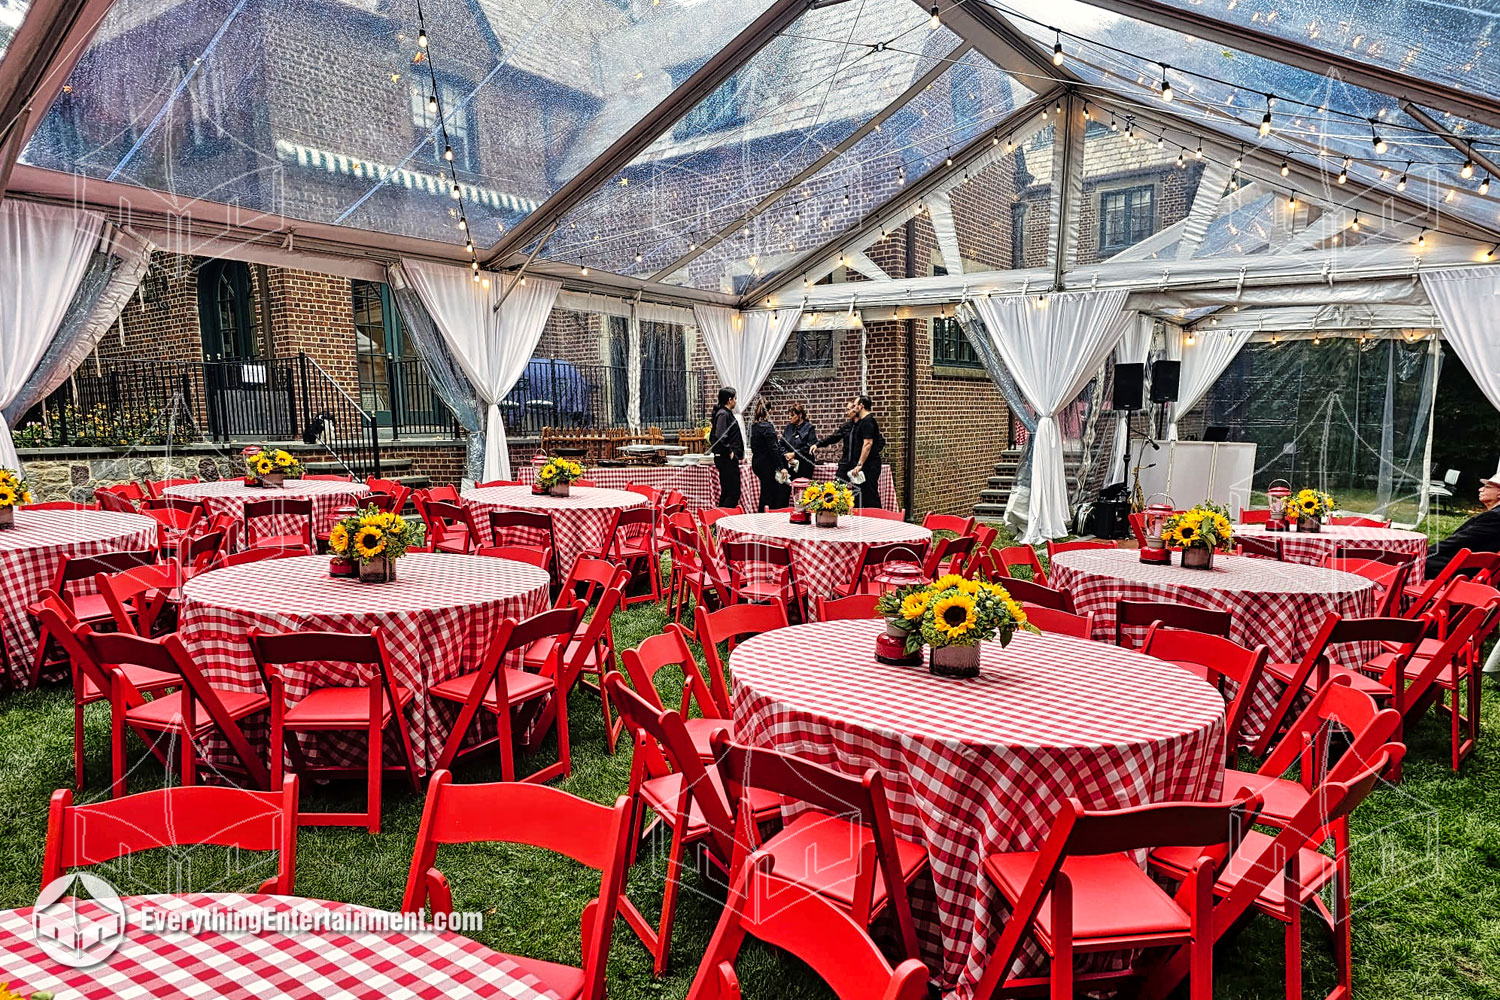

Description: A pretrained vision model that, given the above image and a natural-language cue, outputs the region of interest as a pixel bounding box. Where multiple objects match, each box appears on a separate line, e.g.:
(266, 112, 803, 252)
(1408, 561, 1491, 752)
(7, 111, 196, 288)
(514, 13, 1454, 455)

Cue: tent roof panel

(0, 0, 28, 63)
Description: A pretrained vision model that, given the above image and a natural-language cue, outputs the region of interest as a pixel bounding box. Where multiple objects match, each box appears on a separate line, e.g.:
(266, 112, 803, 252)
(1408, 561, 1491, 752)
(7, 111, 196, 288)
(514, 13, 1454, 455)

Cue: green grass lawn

(2, 548, 1498, 999)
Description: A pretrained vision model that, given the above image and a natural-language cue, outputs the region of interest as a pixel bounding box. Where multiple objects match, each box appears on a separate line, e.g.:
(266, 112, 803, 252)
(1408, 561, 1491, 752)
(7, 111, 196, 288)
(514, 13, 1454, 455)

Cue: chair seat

(758, 811, 928, 915)
(985, 850, 1192, 947)
(282, 684, 414, 728)
(523, 635, 596, 673)
(683, 716, 732, 761)
(125, 689, 269, 732)
(731, 580, 794, 602)
(429, 667, 552, 707)
(251, 535, 307, 550)
(81, 663, 180, 701)
(504, 954, 585, 1000)
(1379, 637, 1441, 658)
(638, 772, 780, 841)
(434, 536, 471, 554)
(1218, 771, 1311, 826)
(1327, 665, 1396, 700)
(1151, 830, 1337, 911)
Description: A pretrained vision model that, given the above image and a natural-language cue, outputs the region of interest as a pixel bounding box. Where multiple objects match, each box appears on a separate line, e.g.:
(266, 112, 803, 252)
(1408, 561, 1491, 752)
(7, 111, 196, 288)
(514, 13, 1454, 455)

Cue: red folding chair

(26, 549, 156, 686)
(96, 482, 147, 510)
(697, 506, 742, 559)
(713, 732, 931, 962)
(1328, 515, 1389, 527)
(487, 508, 555, 573)
(143, 477, 200, 498)
(922, 534, 976, 578)
(401, 773, 630, 1000)
(604, 675, 778, 975)
(665, 513, 728, 624)
(1045, 539, 1116, 559)
(686, 852, 929, 1000)
(25, 500, 96, 510)
(853, 507, 907, 521)
(1325, 556, 1412, 617)
(364, 478, 412, 514)
(721, 540, 804, 621)
(95, 563, 180, 637)
(1235, 534, 1283, 560)
(243, 497, 314, 550)
(1401, 548, 1498, 616)
(1142, 626, 1270, 766)
(992, 544, 1048, 585)
(430, 606, 582, 783)
(95, 489, 138, 513)
(973, 794, 1265, 1000)
(209, 546, 308, 570)
(44, 779, 299, 893)
(624, 482, 660, 506)
(835, 540, 930, 597)
(621, 623, 731, 761)
(601, 505, 661, 605)
(1239, 508, 1272, 524)
(474, 479, 523, 488)
(1147, 745, 1404, 1000)
(414, 494, 479, 554)
(88, 631, 271, 797)
(1114, 599, 1230, 649)
(815, 593, 880, 620)
(302, 473, 353, 481)
(248, 628, 421, 833)
(34, 592, 179, 790)
(921, 512, 976, 535)
(695, 601, 789, 716)
(142, 502, 203, 559)
(547, 570, 630, 752)
(1021, 604, 1095, 639)
(477, 544, 553, 569)
(997, 576, 1072, 612)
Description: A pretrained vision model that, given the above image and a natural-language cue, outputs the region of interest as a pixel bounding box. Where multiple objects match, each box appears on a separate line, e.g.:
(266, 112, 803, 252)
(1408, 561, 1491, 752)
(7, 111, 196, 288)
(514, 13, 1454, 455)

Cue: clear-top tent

(2, 0, 1498, 534)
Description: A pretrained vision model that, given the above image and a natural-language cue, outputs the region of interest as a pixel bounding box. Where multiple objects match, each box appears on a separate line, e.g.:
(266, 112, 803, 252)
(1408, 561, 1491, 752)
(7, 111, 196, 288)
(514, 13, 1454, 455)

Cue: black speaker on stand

(1112, 363, 1145, 412)
(1150, 360, 1181, 403)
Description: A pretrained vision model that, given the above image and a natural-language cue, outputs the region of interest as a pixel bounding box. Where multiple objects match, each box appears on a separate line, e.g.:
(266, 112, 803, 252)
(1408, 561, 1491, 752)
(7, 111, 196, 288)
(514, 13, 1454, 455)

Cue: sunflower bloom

(354, 527, 386, 559)
(329, 524, 350, 554)
(932, 594, 977, 639)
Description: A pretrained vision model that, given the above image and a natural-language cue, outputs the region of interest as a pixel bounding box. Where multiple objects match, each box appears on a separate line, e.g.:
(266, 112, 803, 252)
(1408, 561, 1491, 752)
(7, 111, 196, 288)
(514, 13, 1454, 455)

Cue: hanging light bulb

(418, 28, 428, 48)
(464, 239, 473, 253)
(1055, 99, 1063, 117)
(1194, 141, 1203, 160)
(1259, 98, 1273, 137)
(1280, 158, 1289, 177)
(580, 262, 589, 275)
(1083, 102, 1091, 121)
(1040, 104, 1048, 120)
(928, 3, 940, 29)
(1485, 244, 1497, 261)
(450, 182, 461, 199)
(1233, 147, 1243, 169)
(991, 133, 999, 146)
(1462, 158, 1475, 179)
(1483, 175, 1493, 196)
(1371, 122, 1386, 155)
(1159, 64, 1173, 103)
(634, 250, 643, 263)
(1337, 165, 1348, 185)
(443, 145, 454, 162)
(1351, 213, 1361, 232)
(1397, 165, 1408, 192)
(1109, 116, 1119, 132)
(1052, 30, 1064, 66)
(519, 275, 526, 286)
(470, 260, 478, 272)
(457, 217, 467, 231)
(1157, 134, 1165, 150)
(1288, 191, 1298, 208)
(1446, 187, 1456, 202)
(944, 150, 953, 167)
(471, 270, 480, 282)
(1006, 135, 1015, 152)
(1176, 151, 1185, 169)
(1417, 229, 1428, 248)
(427, 93, 439, 114)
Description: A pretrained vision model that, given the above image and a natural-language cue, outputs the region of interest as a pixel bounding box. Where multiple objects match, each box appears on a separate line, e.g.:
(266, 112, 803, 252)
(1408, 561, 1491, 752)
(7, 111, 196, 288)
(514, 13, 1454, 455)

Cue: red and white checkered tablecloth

(0, 509, 159, 687)
(0, 892, 562, 999)
(165, 480, 370, 549)
(177, 554, 550, 769)
(1235, 523, 1429, 567)
(462, 485, 647, 575)
(515, 462, 897, 512)
(1049, 549, 1380, 741)
(729, 620, 1225, 999)
(716, 512, 932, 601)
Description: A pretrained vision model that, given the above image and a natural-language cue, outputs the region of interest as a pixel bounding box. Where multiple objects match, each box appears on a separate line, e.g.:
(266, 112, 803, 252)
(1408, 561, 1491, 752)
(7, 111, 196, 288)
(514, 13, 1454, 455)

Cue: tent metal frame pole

(482, 0, 821, 268)
(1073, 0, 1500, 131)
(1400, 101, 1500, 183)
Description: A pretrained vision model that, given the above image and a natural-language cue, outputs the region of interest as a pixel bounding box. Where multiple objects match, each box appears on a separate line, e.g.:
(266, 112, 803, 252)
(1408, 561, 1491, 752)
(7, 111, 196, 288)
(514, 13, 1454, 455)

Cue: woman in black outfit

(710, 386, 743, 509)
(749, 400, 790, 511)
(781, 401, 818, 481)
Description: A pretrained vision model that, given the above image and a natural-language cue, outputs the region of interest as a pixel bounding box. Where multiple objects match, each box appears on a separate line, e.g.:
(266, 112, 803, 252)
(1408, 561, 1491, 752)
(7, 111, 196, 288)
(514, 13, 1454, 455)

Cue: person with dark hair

(818, 399, 859, 483)
(848, 394, 884, 508)
(710, 386, 744, 508)
(750, 400, 790, 511)
(781, 401, 817, 481)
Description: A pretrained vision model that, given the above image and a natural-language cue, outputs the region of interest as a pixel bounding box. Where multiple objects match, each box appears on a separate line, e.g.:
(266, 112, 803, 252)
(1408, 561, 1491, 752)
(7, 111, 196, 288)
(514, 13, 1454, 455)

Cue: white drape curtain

(971, 289, 1133, 542)
(1421, 268, 1500, 410)
(0, 202, 107, 470)
(1106, 313, 1154, 484)
(1167, 327, 1252, 440)
(401, 261, 560, 481)
(692, 305, 802, 443)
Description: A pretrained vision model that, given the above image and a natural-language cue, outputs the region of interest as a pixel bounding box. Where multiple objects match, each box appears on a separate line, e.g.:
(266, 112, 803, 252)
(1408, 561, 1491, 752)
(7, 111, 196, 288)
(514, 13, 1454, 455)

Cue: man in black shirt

(818, 400, 859, 481)
(1426, 462, 1500, 579)
(848, 394, 884, 509)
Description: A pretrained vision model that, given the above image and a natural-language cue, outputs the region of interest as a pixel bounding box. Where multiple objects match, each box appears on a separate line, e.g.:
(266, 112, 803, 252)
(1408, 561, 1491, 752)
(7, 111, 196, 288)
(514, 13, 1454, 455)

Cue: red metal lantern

(1266, 479, 1292, 532)
(1139, 494, 1174, 564)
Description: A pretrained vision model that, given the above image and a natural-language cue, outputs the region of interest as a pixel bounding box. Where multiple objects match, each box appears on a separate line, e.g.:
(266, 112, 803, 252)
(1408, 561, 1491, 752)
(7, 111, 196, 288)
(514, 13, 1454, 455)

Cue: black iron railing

(383, 358, 457, 438)
(500, 361, 707, 436)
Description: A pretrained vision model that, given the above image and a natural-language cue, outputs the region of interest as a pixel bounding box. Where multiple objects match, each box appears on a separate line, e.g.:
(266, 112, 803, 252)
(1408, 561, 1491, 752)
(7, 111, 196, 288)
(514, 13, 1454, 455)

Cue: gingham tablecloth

(177, 554, 550, 769)
(0, 892, 562, 999)
(462, 485, 647, 575)
(515, 462, 898, 512)
(1050, 549, 1380, 740)
(0, 509, 158, 686)
(716, 512, 932, 602)
(729, 620, 1226, 999)
(1235, 523, 1429, 567)
(165, 480, 370, 548)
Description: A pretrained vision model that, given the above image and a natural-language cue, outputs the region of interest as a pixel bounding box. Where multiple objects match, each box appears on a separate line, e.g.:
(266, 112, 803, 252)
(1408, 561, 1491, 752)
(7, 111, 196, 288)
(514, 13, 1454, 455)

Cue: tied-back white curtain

(1421, 268, 1500, 410)
(971, 289, 1132, 542)
(1107, 313, 1154, 484)
(402, 261, 560, 481)
(0, 202, 107, 470)
(692, 305, 802, 445)
(1168, 327, 1252, 440)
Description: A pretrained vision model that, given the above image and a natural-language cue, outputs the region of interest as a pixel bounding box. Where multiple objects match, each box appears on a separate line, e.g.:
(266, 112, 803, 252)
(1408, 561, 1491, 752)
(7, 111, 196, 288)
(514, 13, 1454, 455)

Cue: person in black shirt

(781, 401, 818, 481)
(818, 399, 859, 481)
(710, 386, 743, 509)
(750, 400, 790, 511)
(847, 394, 884, 508)
(1426, 462, 1500, 578)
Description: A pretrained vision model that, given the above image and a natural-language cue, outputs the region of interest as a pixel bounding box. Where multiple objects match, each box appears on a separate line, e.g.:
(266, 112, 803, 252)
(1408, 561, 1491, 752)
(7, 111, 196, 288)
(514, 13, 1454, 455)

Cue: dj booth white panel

(1130, 441, 1258, 517)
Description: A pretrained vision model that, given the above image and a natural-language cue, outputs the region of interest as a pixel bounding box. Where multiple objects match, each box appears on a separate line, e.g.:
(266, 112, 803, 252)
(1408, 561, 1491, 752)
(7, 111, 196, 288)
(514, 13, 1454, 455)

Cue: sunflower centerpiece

(879, 575, 1039, 677)
(797, 480, 856, 527)
(535, 459, 584, 497)
(1288, 488, 1334, 532)
(0, 468, 32, 528)
(244, 446, 303, 487)
(328, 505, 426, 582)
(1161, 501, 1235, 570)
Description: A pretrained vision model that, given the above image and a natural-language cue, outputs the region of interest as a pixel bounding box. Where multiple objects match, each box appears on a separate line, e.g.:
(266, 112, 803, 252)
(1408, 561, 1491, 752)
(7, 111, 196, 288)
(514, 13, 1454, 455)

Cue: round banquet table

(729, 619, 1226, 998)
(177, 553, 550, 769)
(0, 892, 563, 999)
(1235, 522, 1428, 567)
(714, 512, 932, 602)
(164, 479, 369, 548)
(0, 508, 158, 686)
(461, 484, 647, 575)
(1049, 548, 1380, 740)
